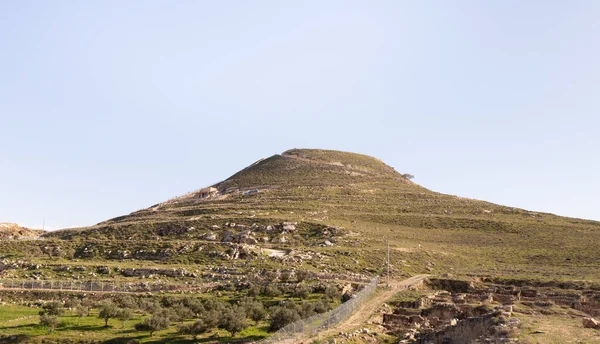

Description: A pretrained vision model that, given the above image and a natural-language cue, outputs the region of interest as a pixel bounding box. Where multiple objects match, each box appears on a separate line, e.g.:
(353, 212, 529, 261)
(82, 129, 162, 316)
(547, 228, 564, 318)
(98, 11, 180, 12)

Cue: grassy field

(0, 305, 270, 343)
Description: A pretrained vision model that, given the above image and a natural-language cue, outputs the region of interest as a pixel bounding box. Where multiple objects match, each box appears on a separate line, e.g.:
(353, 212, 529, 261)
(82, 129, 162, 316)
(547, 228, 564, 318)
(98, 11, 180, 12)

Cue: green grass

(0, 307, 270, 343)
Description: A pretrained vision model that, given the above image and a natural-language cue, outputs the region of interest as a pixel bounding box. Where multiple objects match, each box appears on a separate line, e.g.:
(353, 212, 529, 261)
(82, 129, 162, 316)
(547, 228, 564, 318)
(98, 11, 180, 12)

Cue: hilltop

(0, 223, 44, 240)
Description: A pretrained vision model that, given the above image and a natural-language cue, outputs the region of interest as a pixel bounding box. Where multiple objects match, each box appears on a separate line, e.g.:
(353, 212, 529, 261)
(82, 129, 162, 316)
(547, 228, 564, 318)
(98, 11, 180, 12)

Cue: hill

(3, 149, 600, 342)
(43, 148, 600, 281)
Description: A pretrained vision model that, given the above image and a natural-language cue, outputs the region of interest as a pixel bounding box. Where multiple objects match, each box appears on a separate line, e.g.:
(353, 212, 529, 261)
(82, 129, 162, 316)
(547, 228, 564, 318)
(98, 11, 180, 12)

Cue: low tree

(40, 301, 65, 316)
(39, 314, 59, 334)
(269, 306, 300, 331)
(170, 303, 194, 323)
(324, 284, 339, 300)
(139, 299, 161, 315)
(218, 305, 248, 337)
(239, 297, 266, 324)
(292, 283, 311, 299)
(178, 319, 209, 340)
(135, 312, 170, 337)
(279, 270, 292, 283)
(74, 304, 89, 325)
(182, 297, 204, 315)
(39, 301, 64, 334)
(98, 301, 119, 327)
(117, 308, 134, 328)
(115, 295, 138, 310)
(264, 284, 282, 297)
(295, 270, 313, 283)
(202, 299, 227, 329)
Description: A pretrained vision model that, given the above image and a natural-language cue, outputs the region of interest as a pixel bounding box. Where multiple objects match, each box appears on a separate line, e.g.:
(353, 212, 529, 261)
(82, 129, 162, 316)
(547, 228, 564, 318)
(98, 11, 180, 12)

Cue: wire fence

(0, 279, 205, 293)
(259, 276, 379, 344)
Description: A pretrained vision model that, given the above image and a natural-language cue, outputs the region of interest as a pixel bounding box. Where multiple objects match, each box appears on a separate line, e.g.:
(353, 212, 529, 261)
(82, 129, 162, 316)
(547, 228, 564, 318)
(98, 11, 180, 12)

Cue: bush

(269, 307, 300, 331)
(295, 270, 313, 283)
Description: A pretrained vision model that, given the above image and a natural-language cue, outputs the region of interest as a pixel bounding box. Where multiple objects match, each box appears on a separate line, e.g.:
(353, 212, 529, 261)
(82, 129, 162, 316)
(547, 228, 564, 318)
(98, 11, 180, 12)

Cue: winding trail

(307, 274, 429, 342)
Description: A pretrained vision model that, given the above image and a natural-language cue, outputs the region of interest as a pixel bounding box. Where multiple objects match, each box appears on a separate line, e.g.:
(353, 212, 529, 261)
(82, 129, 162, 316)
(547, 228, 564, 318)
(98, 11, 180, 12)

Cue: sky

(1, 1, 599, 230)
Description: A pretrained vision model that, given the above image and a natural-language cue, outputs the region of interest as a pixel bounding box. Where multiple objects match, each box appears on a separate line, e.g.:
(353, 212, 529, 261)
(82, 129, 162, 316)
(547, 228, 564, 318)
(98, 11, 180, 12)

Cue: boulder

(204, 232, 217, 241)
(282, 222, 297, 231)
(239, 236, 258, 245)
(583, 317, 600, 329)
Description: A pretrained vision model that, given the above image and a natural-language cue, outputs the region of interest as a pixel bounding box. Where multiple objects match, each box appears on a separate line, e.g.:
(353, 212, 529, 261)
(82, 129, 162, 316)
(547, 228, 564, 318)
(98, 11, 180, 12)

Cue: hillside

(43, 149, 600, 282)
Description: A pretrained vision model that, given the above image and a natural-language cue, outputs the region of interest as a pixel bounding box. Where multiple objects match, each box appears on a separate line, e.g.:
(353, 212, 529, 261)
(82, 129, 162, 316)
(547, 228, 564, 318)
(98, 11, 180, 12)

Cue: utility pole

(387, 240, 390, 288)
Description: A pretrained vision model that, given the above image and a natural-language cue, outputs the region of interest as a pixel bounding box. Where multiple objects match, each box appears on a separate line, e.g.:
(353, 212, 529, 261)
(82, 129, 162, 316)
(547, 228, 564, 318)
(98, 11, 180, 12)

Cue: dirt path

(309, 274, 429, 342)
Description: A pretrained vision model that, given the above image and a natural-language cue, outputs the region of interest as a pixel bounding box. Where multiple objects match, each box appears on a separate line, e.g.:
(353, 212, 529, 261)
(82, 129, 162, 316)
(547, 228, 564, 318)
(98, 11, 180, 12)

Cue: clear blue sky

(1, 1, 599, 229)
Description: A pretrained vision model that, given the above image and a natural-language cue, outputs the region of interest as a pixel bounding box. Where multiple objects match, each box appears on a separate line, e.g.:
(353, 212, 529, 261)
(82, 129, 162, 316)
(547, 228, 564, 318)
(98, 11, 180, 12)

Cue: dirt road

(309, 274, 429, 342)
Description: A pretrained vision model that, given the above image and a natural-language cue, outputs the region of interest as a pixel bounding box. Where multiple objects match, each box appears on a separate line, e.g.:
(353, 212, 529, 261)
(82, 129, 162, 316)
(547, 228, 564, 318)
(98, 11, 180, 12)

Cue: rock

(583, 317, 600, 329)
(282, 222, 297, 231)
(239, 236, 258, 245)
(97, 266, 111, 275)
(211, 225, 220, 229)
(323, 240, 333, 247)
(204, 232, 218, 241)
